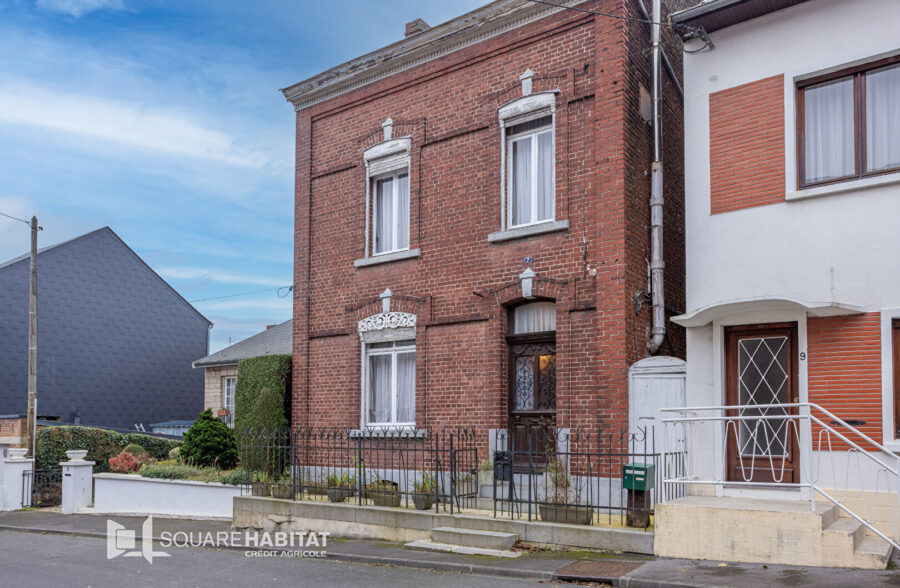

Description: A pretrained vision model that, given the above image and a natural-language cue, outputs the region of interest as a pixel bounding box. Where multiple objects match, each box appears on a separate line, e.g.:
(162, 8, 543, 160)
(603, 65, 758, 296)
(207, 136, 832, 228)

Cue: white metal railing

(660, 403, 900, 550)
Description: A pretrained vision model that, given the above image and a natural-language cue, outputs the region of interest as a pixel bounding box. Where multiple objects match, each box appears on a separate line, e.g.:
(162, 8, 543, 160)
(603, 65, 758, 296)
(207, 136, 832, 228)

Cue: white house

(654, 0, 900, 569)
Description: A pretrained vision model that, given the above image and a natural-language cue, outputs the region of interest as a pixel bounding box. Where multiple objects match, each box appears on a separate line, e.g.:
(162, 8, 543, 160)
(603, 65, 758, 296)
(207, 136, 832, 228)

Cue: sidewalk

(1, 510, 899, 586)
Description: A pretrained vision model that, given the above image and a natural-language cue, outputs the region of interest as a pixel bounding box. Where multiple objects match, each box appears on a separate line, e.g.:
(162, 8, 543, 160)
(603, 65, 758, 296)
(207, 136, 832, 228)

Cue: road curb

(0, 524, 556, 580)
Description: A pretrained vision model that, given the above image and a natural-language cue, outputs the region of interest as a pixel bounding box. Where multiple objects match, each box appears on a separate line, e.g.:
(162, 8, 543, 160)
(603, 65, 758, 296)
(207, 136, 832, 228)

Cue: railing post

(449, 432, 455, 515)
(61, 451, 94, 514)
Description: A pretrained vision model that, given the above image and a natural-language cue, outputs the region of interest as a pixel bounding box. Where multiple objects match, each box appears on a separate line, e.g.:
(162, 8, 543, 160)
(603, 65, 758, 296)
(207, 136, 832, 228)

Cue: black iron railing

(237, 427, 478, 513)
(22, 467, 62, 507)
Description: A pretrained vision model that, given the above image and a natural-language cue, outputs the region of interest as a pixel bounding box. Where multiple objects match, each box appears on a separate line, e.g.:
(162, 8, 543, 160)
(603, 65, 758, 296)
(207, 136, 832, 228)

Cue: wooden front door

(507, 334, 557, 469)
(725, 324, 800, 484)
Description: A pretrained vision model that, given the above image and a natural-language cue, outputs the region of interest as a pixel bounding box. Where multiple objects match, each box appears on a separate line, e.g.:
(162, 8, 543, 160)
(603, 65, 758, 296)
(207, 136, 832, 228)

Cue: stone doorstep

(430, 526, 518, 550)
(233, 496, 655, 554)
(404, 539, 523, 558)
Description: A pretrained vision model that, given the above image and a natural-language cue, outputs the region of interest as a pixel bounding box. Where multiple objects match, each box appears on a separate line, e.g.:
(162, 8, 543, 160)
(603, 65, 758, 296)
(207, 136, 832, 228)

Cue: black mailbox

(493, 450, 512, 482)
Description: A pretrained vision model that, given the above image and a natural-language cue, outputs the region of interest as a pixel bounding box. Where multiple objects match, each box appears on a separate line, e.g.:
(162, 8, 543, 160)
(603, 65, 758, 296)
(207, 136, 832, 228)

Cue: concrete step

(430, 526, 518, 550)
(823, 516, 865, 548)
(854, 536, 893, 569)
(404, 539, 522, 558)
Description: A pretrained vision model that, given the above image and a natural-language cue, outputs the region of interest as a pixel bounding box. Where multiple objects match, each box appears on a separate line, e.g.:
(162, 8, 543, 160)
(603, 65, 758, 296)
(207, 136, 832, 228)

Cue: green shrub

(35, 426, 180, 472)
(122, 444, 147, 456)
(139, 462, 201, 480)
(180, 410, 238, 469)
(168, 446, 180, 461)
(233, 354, 291, 474)
(219, 468, 253, 486)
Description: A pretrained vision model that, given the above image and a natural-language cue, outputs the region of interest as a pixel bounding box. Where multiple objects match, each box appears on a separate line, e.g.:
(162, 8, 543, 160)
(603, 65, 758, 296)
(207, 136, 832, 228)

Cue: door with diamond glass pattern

(507, 338, 556, 470)
(725, 324, 799, 484)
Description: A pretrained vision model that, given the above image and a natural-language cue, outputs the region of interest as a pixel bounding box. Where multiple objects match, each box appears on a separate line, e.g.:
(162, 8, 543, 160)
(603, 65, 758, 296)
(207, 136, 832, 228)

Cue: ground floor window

(222, 376, 236, 428)
(365, 339, 415, 427)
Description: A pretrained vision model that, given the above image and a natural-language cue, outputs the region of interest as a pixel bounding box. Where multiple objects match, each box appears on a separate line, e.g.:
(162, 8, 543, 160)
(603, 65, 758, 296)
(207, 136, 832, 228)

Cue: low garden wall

(93, 473, 241, 519)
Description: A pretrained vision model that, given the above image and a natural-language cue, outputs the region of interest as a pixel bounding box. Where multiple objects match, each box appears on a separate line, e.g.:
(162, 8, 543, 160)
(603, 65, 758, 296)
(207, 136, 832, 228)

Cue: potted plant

(412, 472, 436, 510)
(367, 479, 401, 507)
(538, 457, 592, 525)
(304, 477, 328, 496)
(271, 477, 294, 500)
(326, 472, 356, 503)
(251, 472, 272, 497)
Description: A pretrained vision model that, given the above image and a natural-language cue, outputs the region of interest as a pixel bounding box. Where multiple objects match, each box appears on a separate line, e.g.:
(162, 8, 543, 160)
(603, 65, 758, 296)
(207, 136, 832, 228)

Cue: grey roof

(193, 319, 292, 368)
(281, 0, 583, 110)
(150, 420, 195, 427)
(0, 226, 211, 430)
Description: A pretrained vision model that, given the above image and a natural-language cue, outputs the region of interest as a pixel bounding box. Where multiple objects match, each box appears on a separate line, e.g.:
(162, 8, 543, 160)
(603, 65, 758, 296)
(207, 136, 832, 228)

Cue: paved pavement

(2, 510, 900, 587)
(0, 530, 569, 588)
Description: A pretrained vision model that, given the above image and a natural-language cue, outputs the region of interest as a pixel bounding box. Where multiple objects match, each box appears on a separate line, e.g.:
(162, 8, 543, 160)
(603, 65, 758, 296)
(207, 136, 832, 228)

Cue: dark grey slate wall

(0, 228, 209, 430)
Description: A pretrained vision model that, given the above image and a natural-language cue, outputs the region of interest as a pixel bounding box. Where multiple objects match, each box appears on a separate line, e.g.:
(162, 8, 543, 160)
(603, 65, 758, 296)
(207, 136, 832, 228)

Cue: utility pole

(26, 216, 38, 458)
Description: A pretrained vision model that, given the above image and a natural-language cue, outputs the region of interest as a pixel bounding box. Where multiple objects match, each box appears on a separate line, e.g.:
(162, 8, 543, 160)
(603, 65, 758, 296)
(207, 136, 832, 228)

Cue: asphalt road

(0, 529, 577, 588)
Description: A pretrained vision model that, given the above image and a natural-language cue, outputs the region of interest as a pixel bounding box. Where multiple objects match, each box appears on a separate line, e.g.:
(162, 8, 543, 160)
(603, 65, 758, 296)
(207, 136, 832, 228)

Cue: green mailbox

(623, 462, 655, 491)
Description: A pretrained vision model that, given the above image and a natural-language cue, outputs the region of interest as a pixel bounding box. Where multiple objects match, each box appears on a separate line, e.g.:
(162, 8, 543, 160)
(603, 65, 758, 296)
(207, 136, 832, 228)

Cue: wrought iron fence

(22, 467, 62, 508)
(490, 426, 682, 528)
(237, 427, 478, 513)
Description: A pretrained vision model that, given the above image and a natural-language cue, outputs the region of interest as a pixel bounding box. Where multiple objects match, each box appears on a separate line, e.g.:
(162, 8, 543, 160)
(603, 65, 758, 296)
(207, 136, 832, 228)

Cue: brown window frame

(796, 55, 900, 189)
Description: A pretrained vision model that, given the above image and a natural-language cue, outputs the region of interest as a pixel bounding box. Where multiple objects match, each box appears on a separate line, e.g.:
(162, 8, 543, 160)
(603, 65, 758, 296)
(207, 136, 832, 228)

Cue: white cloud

(158, 266, 289, 287)
(0, 83, 268, 168)
(35, 0, 124, 18)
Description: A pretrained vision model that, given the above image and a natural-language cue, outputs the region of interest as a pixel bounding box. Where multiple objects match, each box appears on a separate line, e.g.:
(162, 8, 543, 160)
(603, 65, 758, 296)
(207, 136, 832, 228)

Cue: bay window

(798, 58, 900, 187)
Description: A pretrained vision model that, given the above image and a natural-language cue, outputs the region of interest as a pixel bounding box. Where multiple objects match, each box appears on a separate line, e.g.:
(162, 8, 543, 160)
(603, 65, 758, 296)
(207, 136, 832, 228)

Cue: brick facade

(709, 74, 785, 214)
(287, 1, 685, 438)
(807, 313, 883, 443)
(0, 417, 26, 447)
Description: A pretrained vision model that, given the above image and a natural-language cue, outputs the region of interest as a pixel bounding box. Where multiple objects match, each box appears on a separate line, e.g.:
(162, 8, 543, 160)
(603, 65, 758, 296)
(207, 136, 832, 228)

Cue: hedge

(234, 354, 291, 474)
(35, 426, 181, 472)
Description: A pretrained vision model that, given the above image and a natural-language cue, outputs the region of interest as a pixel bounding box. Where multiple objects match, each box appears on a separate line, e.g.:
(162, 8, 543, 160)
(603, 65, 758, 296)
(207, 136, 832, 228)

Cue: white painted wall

(676, 0, 900, 488)
(93, 474, 241, 519)
(682, 0, 900, 312)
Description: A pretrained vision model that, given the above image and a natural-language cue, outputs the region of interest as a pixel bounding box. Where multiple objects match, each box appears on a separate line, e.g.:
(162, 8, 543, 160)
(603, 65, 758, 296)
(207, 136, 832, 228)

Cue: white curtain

(368, 355, 392, 423)
(374, 177, 393, 253)
(396, 173, 409, 250)
(805, 78, 855, 183)
(396, 352, 415, 423)
(867, 64, 900, 172)
(512, 302, 556, 334)
(537, 131, 553, 221)
(512, 138, 531, 226)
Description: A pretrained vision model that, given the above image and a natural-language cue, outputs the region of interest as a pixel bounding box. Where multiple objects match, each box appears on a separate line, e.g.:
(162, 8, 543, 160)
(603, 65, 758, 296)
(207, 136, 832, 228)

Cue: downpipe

(648, 0, 666, 354)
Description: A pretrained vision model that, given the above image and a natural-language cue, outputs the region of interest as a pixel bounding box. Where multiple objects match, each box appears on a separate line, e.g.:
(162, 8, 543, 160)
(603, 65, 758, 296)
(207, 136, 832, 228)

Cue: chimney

(405, 18, 430, 38)
(266, 324, 278, 330)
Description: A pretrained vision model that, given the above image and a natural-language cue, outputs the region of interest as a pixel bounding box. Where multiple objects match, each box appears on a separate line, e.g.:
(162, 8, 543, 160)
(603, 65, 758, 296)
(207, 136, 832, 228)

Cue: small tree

(180, 409, 238, 469)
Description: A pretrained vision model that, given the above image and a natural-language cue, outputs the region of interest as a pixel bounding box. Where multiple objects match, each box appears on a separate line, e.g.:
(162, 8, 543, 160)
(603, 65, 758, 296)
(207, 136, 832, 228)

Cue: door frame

(724, 322, 800, 484)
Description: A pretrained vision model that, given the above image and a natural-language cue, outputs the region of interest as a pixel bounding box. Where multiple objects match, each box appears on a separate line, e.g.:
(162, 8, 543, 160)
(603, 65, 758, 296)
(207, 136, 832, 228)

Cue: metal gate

(22, 467, 63, 507)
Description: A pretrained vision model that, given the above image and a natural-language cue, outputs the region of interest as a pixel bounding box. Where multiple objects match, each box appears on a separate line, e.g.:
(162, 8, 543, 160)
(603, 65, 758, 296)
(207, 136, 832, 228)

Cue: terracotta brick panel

(709, 74, 785, 214)
(807, 313, 882, 446)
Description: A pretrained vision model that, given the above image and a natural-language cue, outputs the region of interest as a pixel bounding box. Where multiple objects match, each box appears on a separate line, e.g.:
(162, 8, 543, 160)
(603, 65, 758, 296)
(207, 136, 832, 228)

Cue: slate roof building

(193, 319, 292, 427)
(0, 227, 210, 440)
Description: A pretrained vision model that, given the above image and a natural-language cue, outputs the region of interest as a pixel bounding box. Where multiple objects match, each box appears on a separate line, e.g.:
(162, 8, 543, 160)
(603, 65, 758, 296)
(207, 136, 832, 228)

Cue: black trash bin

(493, 450, 512, 482)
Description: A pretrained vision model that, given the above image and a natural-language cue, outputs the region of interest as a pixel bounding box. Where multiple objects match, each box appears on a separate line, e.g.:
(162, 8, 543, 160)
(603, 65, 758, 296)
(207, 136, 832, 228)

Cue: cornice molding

(281, 0, 589, 112)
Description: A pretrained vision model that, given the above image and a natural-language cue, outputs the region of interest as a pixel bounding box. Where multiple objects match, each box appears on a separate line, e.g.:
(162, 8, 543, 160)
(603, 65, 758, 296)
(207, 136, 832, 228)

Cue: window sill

(488, 219, 568, 243)
(787, 171, 900, 202)
(350, 427, 426, 439)
(354, 248, 420, 268)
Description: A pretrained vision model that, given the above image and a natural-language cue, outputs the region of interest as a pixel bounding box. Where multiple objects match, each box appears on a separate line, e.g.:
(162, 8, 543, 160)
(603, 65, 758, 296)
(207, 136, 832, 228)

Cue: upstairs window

(799, 58, 900, 187)
(507, 115, 554, 228)
(372, 171, 409, 255)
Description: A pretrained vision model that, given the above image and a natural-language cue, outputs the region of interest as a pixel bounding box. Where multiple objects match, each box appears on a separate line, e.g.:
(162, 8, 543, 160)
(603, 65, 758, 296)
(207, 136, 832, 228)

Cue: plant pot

(412, 493, 434, 510)
(251, 482, 271, 497)
(370, 490, 402, 507)
(478, 470, 493, 488)
(539, 504, 592, 525)
(66, 450, 89, 461)
(327, 487, 352, 503)
(8, 448, 28, 459)
(304, 482, 327, 496)
(271, 483, 294, 500)
(217, 409, 230, 417)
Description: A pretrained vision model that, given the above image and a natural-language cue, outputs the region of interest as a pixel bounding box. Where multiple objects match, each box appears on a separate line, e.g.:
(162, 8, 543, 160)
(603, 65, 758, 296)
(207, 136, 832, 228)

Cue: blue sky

(0, 0, 483, 352)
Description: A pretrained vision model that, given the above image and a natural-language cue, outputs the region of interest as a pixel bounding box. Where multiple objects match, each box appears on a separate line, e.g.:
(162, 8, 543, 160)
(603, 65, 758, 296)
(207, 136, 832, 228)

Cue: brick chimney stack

(405, 18, 430, 38)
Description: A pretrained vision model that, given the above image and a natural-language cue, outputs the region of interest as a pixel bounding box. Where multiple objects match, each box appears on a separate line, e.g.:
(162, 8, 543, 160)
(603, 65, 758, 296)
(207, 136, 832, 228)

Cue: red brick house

(281, 0, 685, 445)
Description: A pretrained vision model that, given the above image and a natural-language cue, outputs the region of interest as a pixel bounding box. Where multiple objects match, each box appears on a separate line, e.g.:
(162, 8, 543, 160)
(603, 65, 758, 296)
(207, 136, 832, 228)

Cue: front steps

(404, 526, 521, 558)
(655, 495, 893, 569)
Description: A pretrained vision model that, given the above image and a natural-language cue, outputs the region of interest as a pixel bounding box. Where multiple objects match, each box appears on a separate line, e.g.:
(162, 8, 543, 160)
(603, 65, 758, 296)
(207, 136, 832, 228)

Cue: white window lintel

(364, 136, 411, 163)
(498, 91, 558, 123)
